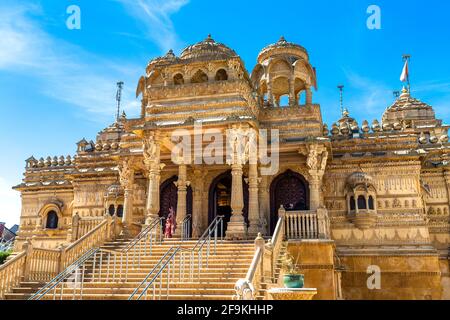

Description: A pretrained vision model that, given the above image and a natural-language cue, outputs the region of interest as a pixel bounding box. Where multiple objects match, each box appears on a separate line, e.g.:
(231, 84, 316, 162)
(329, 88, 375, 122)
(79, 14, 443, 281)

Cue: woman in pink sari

(164, 207, 176, 238)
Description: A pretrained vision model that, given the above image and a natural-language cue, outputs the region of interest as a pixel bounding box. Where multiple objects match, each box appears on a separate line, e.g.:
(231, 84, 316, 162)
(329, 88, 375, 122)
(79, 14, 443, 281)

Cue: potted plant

(281, 252, 304, 289)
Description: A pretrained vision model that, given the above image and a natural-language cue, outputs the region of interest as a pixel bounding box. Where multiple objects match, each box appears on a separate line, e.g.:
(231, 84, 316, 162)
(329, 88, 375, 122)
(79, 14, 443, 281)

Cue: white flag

(400, 60, 409, 82)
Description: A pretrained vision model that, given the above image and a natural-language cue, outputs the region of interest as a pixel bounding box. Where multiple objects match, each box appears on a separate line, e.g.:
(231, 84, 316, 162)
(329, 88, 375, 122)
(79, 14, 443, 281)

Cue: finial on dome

(278, 36, 287, 43)
(400, 86, 410, 98)
(343, 108, 350, 117)
(165, 49, 175, 58)
(205, 34, 214, 42)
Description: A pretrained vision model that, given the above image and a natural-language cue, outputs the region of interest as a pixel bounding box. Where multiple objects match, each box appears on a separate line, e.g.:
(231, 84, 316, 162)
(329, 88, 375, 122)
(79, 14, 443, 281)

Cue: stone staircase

(4, 238, 256, 300)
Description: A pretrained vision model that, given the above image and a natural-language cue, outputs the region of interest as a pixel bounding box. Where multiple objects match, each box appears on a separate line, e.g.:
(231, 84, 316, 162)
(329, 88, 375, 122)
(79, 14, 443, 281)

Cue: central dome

(180, 35, 237, 60)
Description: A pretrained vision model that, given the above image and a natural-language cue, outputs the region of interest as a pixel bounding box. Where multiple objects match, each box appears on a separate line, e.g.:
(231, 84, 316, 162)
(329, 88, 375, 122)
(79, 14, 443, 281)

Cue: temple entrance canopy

(270, 170, 309, 234)
(208, 171, 249, 237)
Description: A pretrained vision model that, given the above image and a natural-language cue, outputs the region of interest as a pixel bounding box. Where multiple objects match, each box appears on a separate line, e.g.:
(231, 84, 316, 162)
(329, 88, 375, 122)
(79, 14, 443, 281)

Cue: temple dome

(180, 35, 237, 60)
(382, 88, 436, 126)
(346, 172, 375, 188)
(257, 36, 309, 64)
(105, 184, 124, 198)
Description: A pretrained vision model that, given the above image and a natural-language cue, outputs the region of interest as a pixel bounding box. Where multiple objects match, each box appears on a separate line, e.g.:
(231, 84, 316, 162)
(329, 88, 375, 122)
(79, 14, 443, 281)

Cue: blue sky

(1, 0, 449, 226)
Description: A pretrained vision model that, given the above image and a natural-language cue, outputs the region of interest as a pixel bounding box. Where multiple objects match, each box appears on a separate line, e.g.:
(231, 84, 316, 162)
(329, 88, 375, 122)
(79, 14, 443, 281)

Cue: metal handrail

(129, 216, 224, 300)
(29, 218, 164, 300)
(128, 247, 179, 300)
(181, 215, 192, 241)
(121, 218, 163, 253)
(29, 248, 99, 300)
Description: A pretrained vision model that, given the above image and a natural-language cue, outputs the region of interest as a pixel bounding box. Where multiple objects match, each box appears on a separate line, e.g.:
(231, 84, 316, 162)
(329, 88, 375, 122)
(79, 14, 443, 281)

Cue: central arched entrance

(208, 171, 249, 237)
(270, 170, 309, 234)
(159, 176, 193, 236)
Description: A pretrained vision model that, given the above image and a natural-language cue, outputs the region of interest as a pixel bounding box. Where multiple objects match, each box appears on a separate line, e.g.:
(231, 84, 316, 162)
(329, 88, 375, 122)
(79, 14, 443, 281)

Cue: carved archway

(270, 170, 309, 234)
(208, 171, 249, 237)
(159, 176, 193, 222)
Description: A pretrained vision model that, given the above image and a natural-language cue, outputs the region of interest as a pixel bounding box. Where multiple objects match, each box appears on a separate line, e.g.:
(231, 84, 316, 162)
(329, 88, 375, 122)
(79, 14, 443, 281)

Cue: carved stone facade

(12, 36, 450, 299)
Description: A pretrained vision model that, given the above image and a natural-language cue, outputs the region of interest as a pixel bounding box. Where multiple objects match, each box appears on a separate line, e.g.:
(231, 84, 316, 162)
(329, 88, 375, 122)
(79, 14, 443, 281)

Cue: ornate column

(305, 145, 328, 211)
(267, 79, 274, 106)
(192, 168, 206, 238)
(174, 162, 189, 237)
(143, 133, 164, 225)
(226, 127, 248, 240)
(119, 160, 135, 237)
(289, 77, 296, 106)
(247, 153, 260, 237)
(305, 85, 313, 105)
(258, 175, 270, 236)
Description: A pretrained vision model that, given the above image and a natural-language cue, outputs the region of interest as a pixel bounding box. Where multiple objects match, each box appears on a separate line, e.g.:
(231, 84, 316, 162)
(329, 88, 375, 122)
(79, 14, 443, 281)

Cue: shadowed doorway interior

(208, 171, 249, 237)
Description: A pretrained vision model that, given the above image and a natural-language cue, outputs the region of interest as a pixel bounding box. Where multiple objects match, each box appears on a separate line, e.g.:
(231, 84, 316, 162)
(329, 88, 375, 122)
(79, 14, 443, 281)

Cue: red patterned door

(270, 170, 309, 234)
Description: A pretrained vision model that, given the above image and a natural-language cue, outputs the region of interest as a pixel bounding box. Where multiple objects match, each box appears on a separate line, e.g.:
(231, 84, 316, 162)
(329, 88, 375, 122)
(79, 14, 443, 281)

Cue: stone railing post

(21, 240, 33, 282)
(263, 240, 274, 283)
(254, 233, 265, 288)
(72, 213, 80, 241)
(58, 244, 67, 273)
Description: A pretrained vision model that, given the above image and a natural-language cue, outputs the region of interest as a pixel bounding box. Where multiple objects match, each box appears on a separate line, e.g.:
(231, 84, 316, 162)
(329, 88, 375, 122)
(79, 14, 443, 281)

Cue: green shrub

(0, 250, 12, 265)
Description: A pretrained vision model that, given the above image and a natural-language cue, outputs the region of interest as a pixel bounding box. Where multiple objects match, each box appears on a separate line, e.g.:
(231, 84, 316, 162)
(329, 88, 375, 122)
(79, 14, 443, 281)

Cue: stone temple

(2, 36, 450, 300)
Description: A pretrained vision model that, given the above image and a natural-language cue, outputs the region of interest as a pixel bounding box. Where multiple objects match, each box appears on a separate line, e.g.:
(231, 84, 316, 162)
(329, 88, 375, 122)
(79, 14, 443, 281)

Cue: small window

(173, 73, 184, 85)
(46, 211, 59, 229)
(117, 205, 124, 218)
(369, 196, 375, 210)
(350, 196, 356, 211)
(358, 196, 367, 210)
(191, 70, 208, 84)
(215, 69, 228, 81)
(108, 205, 115, 216)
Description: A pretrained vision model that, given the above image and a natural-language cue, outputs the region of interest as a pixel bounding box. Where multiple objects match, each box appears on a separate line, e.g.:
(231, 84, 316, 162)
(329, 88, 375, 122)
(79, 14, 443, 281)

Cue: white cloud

(0, 3, 142, 122)
(115, 0, 189, 53)
(0, 177, 21, 227)
(344, 70, 394, 121)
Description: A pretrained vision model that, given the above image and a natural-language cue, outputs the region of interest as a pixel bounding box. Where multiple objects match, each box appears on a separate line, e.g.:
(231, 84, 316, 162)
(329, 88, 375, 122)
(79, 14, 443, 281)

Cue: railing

(27, 248, 61, 282)
(29, 248, 99, 300)
(129, 216, 224, 300)
(62, 217, 116, 270)
(0, 252, 27, 299)
(284, 210, 319, 240)
(181, 215, 192, 241)
(76, 217, 105, 240)
(29, 218, 164, 300)
(234, 207, 287, 300)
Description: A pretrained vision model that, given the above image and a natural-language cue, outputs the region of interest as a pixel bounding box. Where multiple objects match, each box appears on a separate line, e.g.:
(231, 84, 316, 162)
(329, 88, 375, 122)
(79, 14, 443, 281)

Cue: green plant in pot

(281, 252, 304, 289)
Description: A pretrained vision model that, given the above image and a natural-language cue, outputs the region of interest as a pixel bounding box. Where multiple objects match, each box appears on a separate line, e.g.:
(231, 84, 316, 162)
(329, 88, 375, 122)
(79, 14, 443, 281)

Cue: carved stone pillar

(306, 86, 313, 105)
(304, 144, 328, 211)
(192, 168, 206, 238)
(267, 82, 274, 106)
(247, 160, 260, 237)
(227, 162, 247, 239)
(174, 163, 188, 237)
(309, 174, 321, 211)
(119, 160, 135, 237)
(289, 78, 296, 106)
(143, 133, 164, 225)
(258, 175, 270, 236)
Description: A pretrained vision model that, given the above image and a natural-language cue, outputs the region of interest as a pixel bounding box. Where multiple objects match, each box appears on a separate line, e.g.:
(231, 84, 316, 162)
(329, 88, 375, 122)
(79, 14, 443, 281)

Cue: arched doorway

(270, 170, 309, 234)
(208, 171, 249, 237)
(160, 176, 193, 236)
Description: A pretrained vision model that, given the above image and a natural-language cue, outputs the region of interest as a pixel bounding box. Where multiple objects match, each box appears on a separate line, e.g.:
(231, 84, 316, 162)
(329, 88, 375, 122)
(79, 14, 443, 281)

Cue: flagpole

(402, 54, 411, 92)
